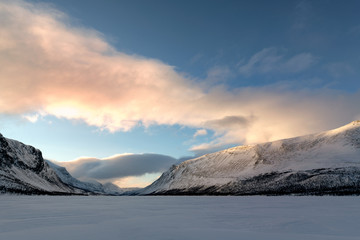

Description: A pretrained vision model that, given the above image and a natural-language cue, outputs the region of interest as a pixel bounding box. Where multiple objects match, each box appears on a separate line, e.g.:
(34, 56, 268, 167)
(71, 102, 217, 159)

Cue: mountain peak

(343, 120, 360, 127)
(324, 120, 360, 136)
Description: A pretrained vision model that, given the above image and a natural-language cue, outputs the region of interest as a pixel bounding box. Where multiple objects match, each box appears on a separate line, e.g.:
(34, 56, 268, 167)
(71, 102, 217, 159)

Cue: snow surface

(0, 195, 360, 240)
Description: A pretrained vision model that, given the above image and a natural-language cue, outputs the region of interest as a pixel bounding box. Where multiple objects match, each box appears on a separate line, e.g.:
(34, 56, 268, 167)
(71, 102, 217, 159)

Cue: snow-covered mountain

(0, 133, 83, 195)
(46, 160, 125, 195)
(141, 121, 360, 195)
(0, 132, 136, 195)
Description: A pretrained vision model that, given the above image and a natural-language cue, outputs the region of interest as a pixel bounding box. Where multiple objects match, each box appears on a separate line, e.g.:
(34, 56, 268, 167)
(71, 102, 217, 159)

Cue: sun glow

(114, 173, 161, 188)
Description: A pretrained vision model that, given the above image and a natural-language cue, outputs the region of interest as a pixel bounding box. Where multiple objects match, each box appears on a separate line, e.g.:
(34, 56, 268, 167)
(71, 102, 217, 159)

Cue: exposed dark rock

(0, 133, 83, 195)
(148, 167, 360, 196)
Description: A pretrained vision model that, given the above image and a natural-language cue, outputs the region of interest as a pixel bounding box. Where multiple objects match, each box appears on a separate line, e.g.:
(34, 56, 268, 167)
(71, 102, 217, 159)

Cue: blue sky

(41, 0, 360, 90)
(0, 0, 359, 187)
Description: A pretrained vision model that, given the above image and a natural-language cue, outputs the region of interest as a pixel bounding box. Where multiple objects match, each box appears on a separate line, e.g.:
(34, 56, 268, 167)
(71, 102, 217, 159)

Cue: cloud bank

(55, 153, 177, 186)
(1, 0, 360, 154)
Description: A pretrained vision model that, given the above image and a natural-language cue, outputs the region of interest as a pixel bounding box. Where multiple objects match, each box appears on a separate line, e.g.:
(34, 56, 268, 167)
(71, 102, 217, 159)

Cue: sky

(0, 0, 359, 187)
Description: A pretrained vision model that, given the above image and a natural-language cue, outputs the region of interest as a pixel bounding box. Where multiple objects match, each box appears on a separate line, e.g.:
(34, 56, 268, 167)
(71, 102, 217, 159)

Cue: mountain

(0, 132, 135, 195)
(46, 160, 125, 195)
(0, 133, 83, 195)
(141, 121, 360, 195)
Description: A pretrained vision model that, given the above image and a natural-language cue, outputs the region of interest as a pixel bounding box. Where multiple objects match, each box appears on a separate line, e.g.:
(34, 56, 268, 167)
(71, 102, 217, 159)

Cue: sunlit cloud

(0, 0, 359, 155)
(113, 173, 161, 188)
(23, 113, 40, 123)
(193, 129, 207, 138)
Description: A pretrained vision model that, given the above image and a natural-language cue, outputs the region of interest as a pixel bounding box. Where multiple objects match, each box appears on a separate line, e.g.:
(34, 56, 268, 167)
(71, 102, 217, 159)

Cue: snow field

(0, 195, 359, 240)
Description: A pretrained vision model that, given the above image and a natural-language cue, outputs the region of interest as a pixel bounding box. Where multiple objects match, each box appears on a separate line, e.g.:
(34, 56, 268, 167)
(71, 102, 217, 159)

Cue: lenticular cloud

(0, 0, 359, 153)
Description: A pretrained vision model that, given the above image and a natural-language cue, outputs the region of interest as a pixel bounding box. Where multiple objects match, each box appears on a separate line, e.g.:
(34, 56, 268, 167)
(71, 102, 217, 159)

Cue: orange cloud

(113, 173, 161, 188)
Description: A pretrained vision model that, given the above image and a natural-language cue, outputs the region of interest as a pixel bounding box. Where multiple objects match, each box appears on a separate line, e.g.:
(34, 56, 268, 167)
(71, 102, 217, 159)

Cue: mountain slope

(46, 160, 125, 195)
(0, 133, 83, 195)
(141, 121, 360, 195)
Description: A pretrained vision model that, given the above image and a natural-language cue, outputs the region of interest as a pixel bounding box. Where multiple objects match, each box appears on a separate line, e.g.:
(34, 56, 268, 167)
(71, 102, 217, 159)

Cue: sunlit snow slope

(142, 121, 360, 195)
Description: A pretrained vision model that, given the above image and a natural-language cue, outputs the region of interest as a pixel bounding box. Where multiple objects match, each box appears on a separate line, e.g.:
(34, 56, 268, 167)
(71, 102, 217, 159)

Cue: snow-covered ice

(0, 196, 359, 240)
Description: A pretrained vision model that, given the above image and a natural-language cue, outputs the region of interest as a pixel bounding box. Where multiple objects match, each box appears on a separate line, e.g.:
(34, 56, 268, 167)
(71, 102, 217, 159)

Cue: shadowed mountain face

(0, 134, 129, 195)
(141, 121, 360, 195)
(0, 133, 82, 195)
(0, 133, 132, 195)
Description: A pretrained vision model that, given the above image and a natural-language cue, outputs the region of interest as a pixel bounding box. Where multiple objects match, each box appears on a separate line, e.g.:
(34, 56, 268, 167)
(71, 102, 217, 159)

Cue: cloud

(113, 173, 162, 188)
(23, 113, 39, 123)
(189, 88, 360, 155)
(324, 62, 355, 78)
(205, 66, 232, 85)
(0, 0, 204, 132)
(193, 129, 207, 138)
(0, 1, 359, 155)
(56, 153, 177, 181)
(238, 48, 317, 76)
(205, 115, 254, 130)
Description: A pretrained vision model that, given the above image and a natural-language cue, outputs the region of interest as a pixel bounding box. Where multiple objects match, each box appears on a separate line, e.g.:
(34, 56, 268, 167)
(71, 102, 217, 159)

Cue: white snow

(0, 195, 360, 240)
(9, 167, 67, 192)
(46, 160, 125, 195)
(5, 138, 41, 169)
(143, 121, 360, 193)
(1, 134, 83, 194)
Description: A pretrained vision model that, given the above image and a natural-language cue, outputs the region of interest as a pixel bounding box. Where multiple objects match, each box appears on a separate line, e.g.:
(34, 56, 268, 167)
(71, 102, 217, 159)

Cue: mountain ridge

(140, 121, 360, 195)
(2, 121, 360, 195)
(46, 160, 125, 195)
(0, 132, 136, 195)
(0, 133, 83, 195)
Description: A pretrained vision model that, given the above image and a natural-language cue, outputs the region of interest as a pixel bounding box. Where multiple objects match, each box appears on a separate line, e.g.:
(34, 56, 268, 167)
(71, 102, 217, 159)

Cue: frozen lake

(0, 195, 359, 240)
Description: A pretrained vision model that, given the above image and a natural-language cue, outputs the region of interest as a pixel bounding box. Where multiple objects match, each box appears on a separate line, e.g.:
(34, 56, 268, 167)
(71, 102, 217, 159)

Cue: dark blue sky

(40, 0, 360, 90)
